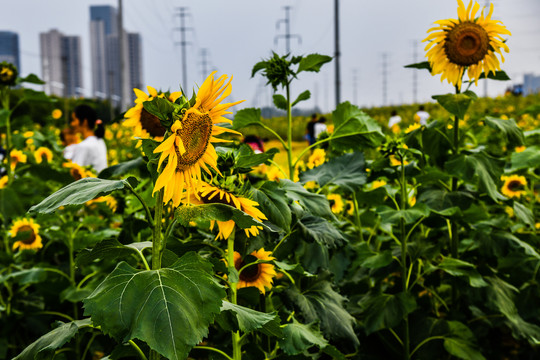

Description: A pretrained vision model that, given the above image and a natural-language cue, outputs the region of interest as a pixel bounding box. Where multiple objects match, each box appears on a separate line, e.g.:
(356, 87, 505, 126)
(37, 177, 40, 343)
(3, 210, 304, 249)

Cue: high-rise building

(0, 31, 20, 71)
(40, 29, 82, 97)
(90, 5, 142, 108)
(523, 73, 540, 96)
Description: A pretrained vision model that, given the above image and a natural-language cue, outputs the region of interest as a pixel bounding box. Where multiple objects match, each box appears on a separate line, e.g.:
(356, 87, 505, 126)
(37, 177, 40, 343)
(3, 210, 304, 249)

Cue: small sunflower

(327, 193, 344, 214)
(87, 195, 118, 212)
(123, 86, 182, 142)
(501, 174, 526, 198)
(371, 179, 387, 189)
(0, 175, 8, 188)
(0, 62, 18, 86)
(34, 147, 53, 164)
(423, 0, 511, 89)
(63, 161, 95, 180)
(10, 149, 27, 170)
(307, 148, 326, 169)
(232, 249, 276, 294)
(153, 72, 243, 206)
(405, 123, 421, 134)
(346, 200, 355, 216)
(266, 165, 285, 181)
(514, 146, 526, 153)
(52, 109, 63, 120)
(189, 182, 267, 240)
(10, 218, 43, 251)
(389, 155, 409, 167)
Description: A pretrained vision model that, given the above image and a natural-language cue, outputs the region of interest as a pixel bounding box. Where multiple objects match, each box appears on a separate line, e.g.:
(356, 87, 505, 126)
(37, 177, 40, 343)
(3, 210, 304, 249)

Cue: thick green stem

(227, 234, 241, 360)
(1, 88, 13, 185)
(194, 346, 234, 360)
(286, 82, 293, 179)
(149, 190, 164, 360)
(399, 155, 410, 360)
(352, 192, 364, 242)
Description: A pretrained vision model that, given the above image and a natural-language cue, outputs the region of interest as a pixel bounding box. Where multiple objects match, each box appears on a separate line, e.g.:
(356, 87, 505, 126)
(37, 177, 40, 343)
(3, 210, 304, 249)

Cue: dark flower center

(235, 256, 262, 283)
(140, 108, 166, 137)
(507, 180, 524, 192)
(18, 225, 36, 245)
(70, 168, 82, 180)
(445, 22, 489, 66)
(174, 111, 213, 172)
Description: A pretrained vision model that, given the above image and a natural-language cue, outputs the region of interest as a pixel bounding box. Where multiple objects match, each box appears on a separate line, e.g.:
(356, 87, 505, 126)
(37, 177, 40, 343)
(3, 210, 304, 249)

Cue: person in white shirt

(313, 116, 328, 141)
(414, 105, 430, 126)
(388, 110, 402, 133)
(68, 104, 108, 173)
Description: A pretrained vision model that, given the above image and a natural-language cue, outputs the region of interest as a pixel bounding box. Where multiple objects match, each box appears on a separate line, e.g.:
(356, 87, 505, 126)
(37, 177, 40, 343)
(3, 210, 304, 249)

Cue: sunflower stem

(285, 82, 294, 180)
(227, 233, 241, 360)
(1, 86, 13, 186)
(353, 192, 364, 242)
(398, 152, 410, 360)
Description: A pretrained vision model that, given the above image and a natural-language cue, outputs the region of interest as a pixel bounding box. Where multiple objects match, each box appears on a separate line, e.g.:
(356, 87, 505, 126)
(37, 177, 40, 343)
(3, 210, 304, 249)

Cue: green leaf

(329, 102, 385, 151)
(279, 179, 334, 219)
(376, 203, 430, 225)
(0, 268, 47, 285)
(359, 249, 393, 269)
(297, 215, 346, 248)
(432, 91, 477, 119)
(0, 109, 10, 127)
(431, 257, 488, 288)
(287, 281, 359, 345)
(362, 292, 417, 334)
(279, 320, 328, 355)
(291, 90, 311, 107)
(508, 145, 540, 172)
(251, 181, 292, 232)
(513, 201, 535, 228)
(273, 94, 287, 110)
(13, 319, 92, 360)
(300, 152, 365, 193)
(0, 188, 24, 220)
(76, 239, 151, 266)
(22, 88, 53, 103)
(483, 116, 524, 146)
(99, 157, 145, 179)
(28, 177, 135, 214)
(84, 253, 226, 360)
(297, 54, 332, 73)
(219, 301, 282, 337)
(142, 96, 174, 123)
(404, 61, 432, 71)
(445, 151, 506, 202)
(232, 108, 262, 130)
(478, 70, 510, 81)
(444, 337, 486, 360)
(175, 203, 269, 230)
(251, 60, 268, 78)
(236, 147, 279, 170)
(18, 73, 45, 84)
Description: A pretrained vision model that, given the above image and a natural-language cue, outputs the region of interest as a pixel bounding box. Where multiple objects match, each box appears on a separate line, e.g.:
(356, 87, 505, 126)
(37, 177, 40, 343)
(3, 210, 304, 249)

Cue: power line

(274, 6, 301, 54)
(174, 7, 193, 90)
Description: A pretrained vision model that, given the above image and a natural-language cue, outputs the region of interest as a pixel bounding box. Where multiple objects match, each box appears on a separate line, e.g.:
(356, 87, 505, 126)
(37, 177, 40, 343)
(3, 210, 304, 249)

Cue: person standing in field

(67, 104, 108, 173)
(388, 110, 402, 134)
(414, 105, 430, 125)
(305, 113, 318, 145)
(313, 116, 328, 141)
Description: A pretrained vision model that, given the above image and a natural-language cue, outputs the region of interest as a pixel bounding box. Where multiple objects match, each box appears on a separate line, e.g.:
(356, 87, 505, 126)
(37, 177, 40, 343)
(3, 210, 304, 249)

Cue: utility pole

(411, 40, 418, 103)
(274, 6, 301, 54)
(352, 69, 358, 105)
(199, 48, 210, 82)
(382, 53, 389, 106)
(118, 0, 125, 111)
(174, 7, 192, 89)
(483, 0, 491, 98)
(334, 0, 341, 107)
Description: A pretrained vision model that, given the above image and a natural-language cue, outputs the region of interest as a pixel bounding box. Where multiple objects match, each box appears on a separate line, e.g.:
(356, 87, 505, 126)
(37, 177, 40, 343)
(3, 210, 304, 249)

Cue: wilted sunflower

(233, 249, 277, 294)
(34, 147, 53, 164)
(423, 0, 511, 89)
(327, 193, 345, 214)
(10, 218, 43, 251)
(153, 72, 243, 206)
(123, 86, 182, 142)
(189, 182, 267, 240)
(0, 62, 18, 86)
(10, 149, 27, 170)
(501, 174, 526, 198)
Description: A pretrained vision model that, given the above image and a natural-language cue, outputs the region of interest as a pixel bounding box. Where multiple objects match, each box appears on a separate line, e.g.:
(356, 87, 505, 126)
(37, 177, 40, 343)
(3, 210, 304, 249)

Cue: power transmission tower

(411, 40, 418, 103)
(199, 48, 211, 82)
(334, 0, 341, 108)
(382, 53, 389, 106)
(274, 6, 301, 54)
(174, 7, 193, 89)
(352, 69, 359, 105)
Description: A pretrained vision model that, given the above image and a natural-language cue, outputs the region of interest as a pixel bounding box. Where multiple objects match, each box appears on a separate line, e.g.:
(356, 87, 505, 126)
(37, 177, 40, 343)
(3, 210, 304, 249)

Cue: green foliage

(251, 181, 292, 232)
(432, 91, 477, 119)
(175, 203, 268, 230)
(279, 320, 329, 355)
(218, 301, 282, 337)
(508, 145, 540, 172)
(360, 292, 417, 335)
(483, 116, 524, 146)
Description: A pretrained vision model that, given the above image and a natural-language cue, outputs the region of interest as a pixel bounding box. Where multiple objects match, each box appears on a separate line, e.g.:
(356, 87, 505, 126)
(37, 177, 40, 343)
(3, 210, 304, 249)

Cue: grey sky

(2, 0, 539, 113)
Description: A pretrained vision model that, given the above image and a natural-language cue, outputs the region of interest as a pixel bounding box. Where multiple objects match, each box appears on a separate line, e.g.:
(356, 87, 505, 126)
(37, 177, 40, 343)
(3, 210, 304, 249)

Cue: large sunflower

(153, 72, 243, 206)
(233, 249, 277, 294)
(189, 182, 267, 240)
(501, 174, 526, 199)
(423, 0, 511, 89)
(123, 86, 182, 142)
(10, 218, 43, 251)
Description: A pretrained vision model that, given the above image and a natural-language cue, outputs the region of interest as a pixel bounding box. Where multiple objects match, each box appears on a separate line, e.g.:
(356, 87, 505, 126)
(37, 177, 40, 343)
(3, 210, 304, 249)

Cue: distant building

(90, 5, 142, 108)
(40, 29, 83, 97)
(523, 73, 540, 96)
(0, 31, 20, 71)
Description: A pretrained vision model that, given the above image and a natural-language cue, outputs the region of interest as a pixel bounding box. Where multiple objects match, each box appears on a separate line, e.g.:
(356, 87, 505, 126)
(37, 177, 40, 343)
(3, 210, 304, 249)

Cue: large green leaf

(508, 146, 540, 172)
(300, 152, 366, 193)
(76, 239, 152, 266)
(235, 146, 279, 170)
(218, 301, 282, 337)
(13, 319, 92, 360)
(279, 179, 334, 218)
(297, 54, 332, 73)
(432, 91, 477, 119)
(444, 337, 486, 360)
(143, 96, 175, 123)
(329, 102, 385, 151)
(175, 203, 269, 230)
(429, 257, 487, 288)
(0, 268, 47, 285)
(232, 108, 262, 130)
(0, 108, 9, 127)
(99, 157, 145, 179)
(513, 201, 535, 229)
(273, 94, 287, 110)
(376, 203, 430, 225)
(279, 320, 328, 355)
(28, 177, 137, 214)
(251, 181, 291, 232)
(361, 292, 417, 335)
(445, 151, 506, 202)
(297, 215, 346, 248)
(84, 252, 226, 360)
(478, 70, 510, 81)
(287, 281, 359, 346)
(18, 73, 46, 85)
(483, 116, 524, 146)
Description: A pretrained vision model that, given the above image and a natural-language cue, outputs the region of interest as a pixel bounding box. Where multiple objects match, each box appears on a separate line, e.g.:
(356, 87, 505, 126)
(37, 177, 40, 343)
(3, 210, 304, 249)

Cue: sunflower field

(1, 1, 540, 359)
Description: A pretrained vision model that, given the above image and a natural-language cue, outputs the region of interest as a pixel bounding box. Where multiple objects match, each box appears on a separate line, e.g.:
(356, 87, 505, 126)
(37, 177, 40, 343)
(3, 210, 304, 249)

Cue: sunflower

(0, 175, 8, 189)
(371, 179, 387, 189)
(63, 161, 95, 180)
(389, 155, 409, 167)
(189, 182, 267, 240)
(423, 0, 511, 89)
(327, 193, 344, 214)
(10, 149, 27, 170)
(10, 218, 43, 251)
(52, 109, 63, 120)
(501, 174, 526, 198)
(405, 123, 421, 134)
(0, 62, 18, 86)
(34, 147, 53, 164)
(232, 248, 276, 294)
(307, 148, 326, 169)
(153, 72, 243, 206)
(87, 195, 118, 212)
(266, 165, 285, 181)
(123, 86, 183, 142)
(514, 146, 526, 153)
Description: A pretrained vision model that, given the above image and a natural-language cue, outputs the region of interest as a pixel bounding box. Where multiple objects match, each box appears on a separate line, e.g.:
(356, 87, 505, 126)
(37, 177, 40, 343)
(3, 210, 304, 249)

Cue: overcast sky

(2, 0, 540, 112)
